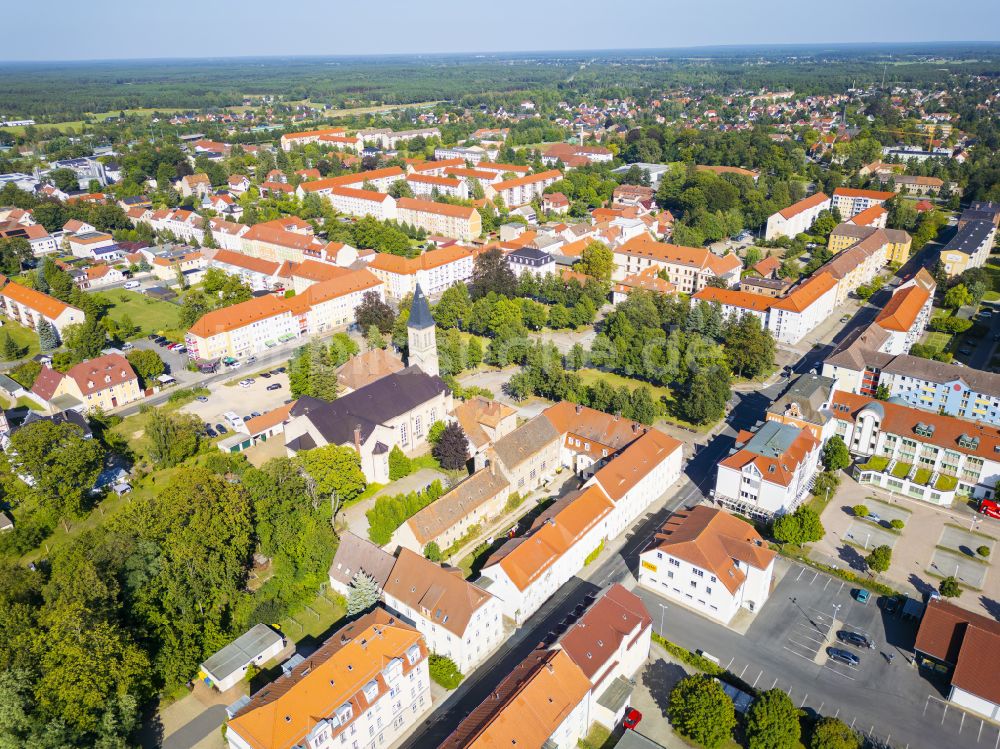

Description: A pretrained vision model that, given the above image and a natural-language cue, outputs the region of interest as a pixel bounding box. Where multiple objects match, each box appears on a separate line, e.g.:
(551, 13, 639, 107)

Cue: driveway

(341, 468, 449, 540)
(180, 372, 291, 429)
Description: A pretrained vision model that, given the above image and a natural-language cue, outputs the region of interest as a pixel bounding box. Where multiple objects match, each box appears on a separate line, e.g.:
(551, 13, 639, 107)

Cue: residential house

(939, 220, 997, 278)
(613, 235, 742, 292)
(554, 584, 652, 729)
(327, 531, 396, 597)
(847, 205, 888, 228)
(382, 548, 504, 673)
(713, 420, 821, 518)
(178, 173, 212, 199)
(207, 249, 281, 291)
(405, 174, 469, 200)
(30, 354, 142, 413)
(542, 192, 570, 214)
(224, 609, 430, 749)
(506, 247, 555, 278)
(872, 269, 935, 354)
(638, 507, 776, 623)
(327, 187, 398, 221)
(439, 648, 592, 749)
(452, 396, 518, 467)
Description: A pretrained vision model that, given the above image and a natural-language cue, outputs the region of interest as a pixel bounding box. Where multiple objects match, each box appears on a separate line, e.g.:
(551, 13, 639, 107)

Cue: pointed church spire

(408, 283, 434, 330)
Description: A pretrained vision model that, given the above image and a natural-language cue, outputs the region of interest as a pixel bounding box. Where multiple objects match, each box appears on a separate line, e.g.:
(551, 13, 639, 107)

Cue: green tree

(366, 324, 387, 351)
(465, 336, 483, 368)
(0, 331, 23, 361)
(300, 445, 366, 503)
(8, 420, 104, 516)
(852, 504, 869, 518)
(427, 420, 447, 444)
(434, 283, 473, 329)
(574, 241, 614, 281)
(822, 435, 851, 472)
(772, 505, 825, 545)
(126, 349, 165, 386)
(48, 168, 80, 192)
(428, 654, 464, 689)
(61, 317, 107, 363)
(145, 409, 201, 467)
(746, 688, 801, 749)
(874, 383, 891, 400)
(676, 366, 730, 425)
(355, 291, 396, 333)
(388, 445, 412, 481)
(424, 541, 443, 562)
(944, 284, 972, 310)
(939, 576, 962, 598)
(723, 314, 776, 379)
(346, 571, 381, 615)
(471, 247, 517, 299)
(866, 544, 892, 574)
(667, 674, 736, 749)
(432, 422, 470, 470)
(810, 717, 861, 749)
(36, 318, 59, 351)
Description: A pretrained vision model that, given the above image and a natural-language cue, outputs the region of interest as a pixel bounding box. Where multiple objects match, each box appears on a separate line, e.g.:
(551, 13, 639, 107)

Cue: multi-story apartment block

(638, 506, 776, 623)
(940, 220, 997, 277)
(492, 170, 562, 208)
(831, 187, 894, 219)
(279, 126, 347, 151)
(871, 269, 935, 355)
(207, 250, 281, 291)
(404, 174, 469, 200)
(296, 167, 406, 199)
(433, 146, 489, 164)
(765, 192, 830, 240)
(367, 245, 474, 298)
(613, 235, 742, 292)
(832, 390, 1000, 505)
(395, 198, 481, 241)
(225, 608, 430, 749)
(327, 187, 397, 221)
(827, 224, 911, 265)
(0, 279, 84, 334)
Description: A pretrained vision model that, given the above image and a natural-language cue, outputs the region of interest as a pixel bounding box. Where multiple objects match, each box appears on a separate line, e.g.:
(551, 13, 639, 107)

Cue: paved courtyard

(181, 371, 292, 428)
(813, 475, 1000, 617)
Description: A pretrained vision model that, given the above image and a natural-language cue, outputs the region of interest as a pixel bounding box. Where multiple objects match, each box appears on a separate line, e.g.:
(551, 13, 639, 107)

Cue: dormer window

(915, 423, 934, 438)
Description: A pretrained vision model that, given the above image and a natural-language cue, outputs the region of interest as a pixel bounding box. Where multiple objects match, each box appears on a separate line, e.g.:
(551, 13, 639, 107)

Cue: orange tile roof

(298, 167, 405, 193)
(410, 158, 465, 173)
(875, 283, 931, 332)
(847, 205, 887, 226)
(211, 249, 280, 276)
(493, 170, 562, 192)
(285, 259, 350, 283)
(615, 236, 742, 277)
(752, 255, 782, 277)
(770, 272, 837, 313)
(692, 286, 774, 312)
(368, 245, 472, 275)
(188, 295, 290, 339)
(227, 609, 424, 749)
(329, 185, 392, 203)
(645, 506, 776, 594)
(243, 224, 325, 252)
(0, 281, 74, 320)
(777, 192, 830, 220)
(542, 401, 646, 454)
(440, 648, 591, 749)
(495, 485, 613, 591)
(296, 269, 382, 308)
(593, 428, 682, 500)
(396, 197, 476, 219)
(245, 400, 296, 436)
(67, 353, 138, 394)
(406, 174, 462, 188)
(478, 162, 531, 175)
(834, 187, 895, 201)
(281, 126, 346, 141)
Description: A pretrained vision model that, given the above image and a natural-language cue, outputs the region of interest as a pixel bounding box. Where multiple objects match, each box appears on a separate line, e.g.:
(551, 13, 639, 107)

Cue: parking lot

(181, 368, 292, 433)
(633, 558, 1000, 749)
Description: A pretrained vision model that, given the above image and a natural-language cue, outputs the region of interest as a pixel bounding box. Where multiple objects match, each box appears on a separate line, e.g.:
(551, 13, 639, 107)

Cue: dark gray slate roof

(882, 355, 1000, 398)
(289, 367, 448, 447)
(328, 531, 395, 590)
(408, 283, 434, 330)
(942, 220, 994, 257)
(767, 374, 835, 426)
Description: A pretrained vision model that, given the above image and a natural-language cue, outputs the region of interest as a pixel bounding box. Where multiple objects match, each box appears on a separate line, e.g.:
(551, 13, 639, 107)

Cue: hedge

(428, 654, 464, 689)
(652, 633, 758, 697)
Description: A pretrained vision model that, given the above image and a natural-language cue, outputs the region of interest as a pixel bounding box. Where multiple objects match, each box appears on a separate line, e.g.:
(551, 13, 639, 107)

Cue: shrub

(812, 470, 840, 499)
(940, 576, 962, 597)
(366, 480, 444, 545)
(388, 445, 412, 481)
(504, 492, 525, 513)
(424, 541, 442, 562)
(890, 519, 905, 530)
(584, 539, 605, 566)
(977, 545, 991, 558)
(427, 420, 446, 444)
(852, 504, 869, 518)
(428, 654, 464, 690)
(810, 716, 861, 749)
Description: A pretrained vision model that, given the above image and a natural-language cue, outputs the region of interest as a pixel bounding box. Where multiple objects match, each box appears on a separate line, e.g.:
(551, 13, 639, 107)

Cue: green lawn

(922, 331, 952, 353)
(100, 289, 186, 340)
(577, 368, 709, 431)
(0, 318, 40, 360)
(278, 589, 346, 643)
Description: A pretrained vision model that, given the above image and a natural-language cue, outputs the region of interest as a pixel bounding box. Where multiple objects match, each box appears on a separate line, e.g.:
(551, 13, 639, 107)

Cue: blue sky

(8, 0, 1000, 61)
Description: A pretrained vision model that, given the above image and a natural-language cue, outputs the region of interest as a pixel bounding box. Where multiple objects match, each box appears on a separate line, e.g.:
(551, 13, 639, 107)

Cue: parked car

(260, 372, 272, 379)
(854, 588, 871, 604)
(195, 395, 209, 403)
(121, 342, 134, 352)
(979, 498, 1000, 519)
(174, 345, 186, 354)
(840, 314, 851, 323)
(959, 347, 973, 356)
(123, 281, 141, 290)
(623, 708, 642, 731)
(242, 415, 251, 422)
(883, 594, 905, 615)
(238, 379, 254, 388)
(867, 513, 882, 525)
(250, 411, 261, 418)
(827, 647, 860, 666)
(837, 630, 873, 649)
(215, 423, 228, 434)
(269, 368, 282, 375)
(153, 336, 167, 345)
(981, 310, 993, 319)
(266, 383, 282, 391)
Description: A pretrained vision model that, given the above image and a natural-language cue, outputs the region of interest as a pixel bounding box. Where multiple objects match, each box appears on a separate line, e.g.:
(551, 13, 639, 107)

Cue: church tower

(407, 284, 438, 377)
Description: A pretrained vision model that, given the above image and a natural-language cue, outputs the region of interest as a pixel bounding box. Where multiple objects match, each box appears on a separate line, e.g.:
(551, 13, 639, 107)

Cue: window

(690, 581, 697, 589)
(400, 423, 408, 445)
(669, 558, 680, 567)
(667, 571, 674, 579)
(706, 587, 712, 594)
(692, 569, 704, 577)
(414, 416, 422, 437)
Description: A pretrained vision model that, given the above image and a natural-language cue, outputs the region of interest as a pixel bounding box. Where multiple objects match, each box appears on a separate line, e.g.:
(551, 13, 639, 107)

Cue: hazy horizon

(8, 0, 1000, 63)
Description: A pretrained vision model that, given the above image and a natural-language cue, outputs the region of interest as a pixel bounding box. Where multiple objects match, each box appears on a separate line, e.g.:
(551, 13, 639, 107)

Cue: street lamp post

(659, 603, 668, 636)
(831, 603, 842, 636)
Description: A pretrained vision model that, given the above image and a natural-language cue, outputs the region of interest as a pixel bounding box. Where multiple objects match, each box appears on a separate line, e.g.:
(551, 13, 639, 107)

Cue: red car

(623, 708, 642, 730)
(980, 499, 1000, 519)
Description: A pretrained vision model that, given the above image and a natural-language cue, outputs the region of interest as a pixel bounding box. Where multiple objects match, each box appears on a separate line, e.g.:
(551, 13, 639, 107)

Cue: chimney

(353, 425, 362, 454)
(614, 412, 621, 421)
(575, 403, 582, 414)
(632, 423, 639, 433)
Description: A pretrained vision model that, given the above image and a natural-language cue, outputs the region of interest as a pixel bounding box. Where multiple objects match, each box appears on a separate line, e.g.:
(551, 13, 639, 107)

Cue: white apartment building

(831, 187, 894, 219)
(327, 186, 398, 221)
(296, 167, 406, 199)
(395, 198, 481, 241)
(765, 192, 831, 240)
(279, 126, 347, 151)
(208, 249, 281, 291)
(382, 549, 504, 674)
(714, 420, 821, 518)
(405, 174, 470, 200)
(367, 245, 474, 299)
(493, 170, 562, 208)
(612, 235, 742, 292)
(225, 609, 431, 749)
(0, 280, 84, 335)
(638, 507, 776, 624)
